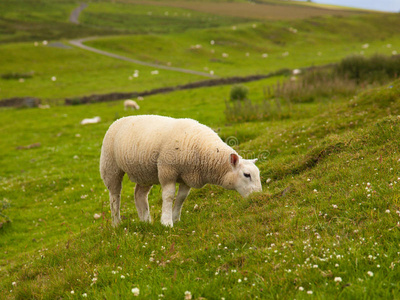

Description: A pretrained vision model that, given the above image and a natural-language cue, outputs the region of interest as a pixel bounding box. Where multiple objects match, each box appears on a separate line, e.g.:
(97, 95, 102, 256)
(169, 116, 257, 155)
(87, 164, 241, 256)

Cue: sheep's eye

(244, 173, 251, 178)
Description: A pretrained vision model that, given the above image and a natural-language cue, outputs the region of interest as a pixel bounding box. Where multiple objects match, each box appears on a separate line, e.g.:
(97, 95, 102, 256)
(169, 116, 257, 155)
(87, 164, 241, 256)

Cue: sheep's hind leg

(160, 182, 176, 227)
(105, 170, 125, 227)
(172, 183, 191, 223)
(134, 184, 153, 222)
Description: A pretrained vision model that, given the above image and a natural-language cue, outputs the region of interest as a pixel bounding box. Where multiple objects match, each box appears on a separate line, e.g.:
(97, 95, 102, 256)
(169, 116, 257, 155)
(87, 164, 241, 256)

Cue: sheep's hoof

(161, 218, 173, 227)
(112, 218, 121, 228)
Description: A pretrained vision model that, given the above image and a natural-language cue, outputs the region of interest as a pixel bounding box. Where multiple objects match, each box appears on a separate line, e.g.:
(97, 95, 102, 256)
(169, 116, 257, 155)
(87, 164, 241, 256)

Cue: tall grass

(274, 54, 400, 103)
(336, 53, 400, 83)
(274, 69, 358, 103)
(225, 54, 400, 122)
(225, 98, 289, 122)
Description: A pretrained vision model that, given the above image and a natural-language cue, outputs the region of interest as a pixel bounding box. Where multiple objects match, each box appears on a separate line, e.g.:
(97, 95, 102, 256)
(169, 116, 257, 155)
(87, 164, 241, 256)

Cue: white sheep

(80, 116, 101, 125)
(100, 115, 262, 227)
(124, 99, 140, 111)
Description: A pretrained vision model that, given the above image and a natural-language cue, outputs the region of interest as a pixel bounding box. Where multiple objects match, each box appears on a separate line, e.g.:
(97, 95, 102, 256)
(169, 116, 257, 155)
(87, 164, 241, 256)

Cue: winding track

(69, 3, 88, 24)
(68, 4, 215, 78)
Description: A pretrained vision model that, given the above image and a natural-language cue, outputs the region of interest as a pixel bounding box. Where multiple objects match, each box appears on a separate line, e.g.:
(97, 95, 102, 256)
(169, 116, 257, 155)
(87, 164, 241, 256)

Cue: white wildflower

(334, 277, 342, 282)
(184, 291, 192, 300)
(132, 287, 140, 296)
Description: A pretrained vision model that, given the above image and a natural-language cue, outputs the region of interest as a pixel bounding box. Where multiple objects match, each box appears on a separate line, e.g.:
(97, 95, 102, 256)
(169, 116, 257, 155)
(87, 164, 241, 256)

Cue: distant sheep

(80, 116, 101, 125)
(100, 115, 262, 227)
(124, 99, 140, 110)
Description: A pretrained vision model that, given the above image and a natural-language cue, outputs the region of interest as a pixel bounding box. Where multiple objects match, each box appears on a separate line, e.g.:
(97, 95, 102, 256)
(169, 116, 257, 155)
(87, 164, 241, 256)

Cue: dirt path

(68, 4, 214, 78)
(69, 3, 88, 24)
(69, 37, 215, 78)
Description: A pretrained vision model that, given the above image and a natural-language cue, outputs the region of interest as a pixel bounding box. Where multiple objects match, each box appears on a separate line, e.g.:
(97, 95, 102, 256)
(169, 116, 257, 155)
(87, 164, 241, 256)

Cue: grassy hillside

(1, 13, 400, 101)
(2, 0, 400, 299)
(85, 14, 400, 77)
(1, 73, 400, 298)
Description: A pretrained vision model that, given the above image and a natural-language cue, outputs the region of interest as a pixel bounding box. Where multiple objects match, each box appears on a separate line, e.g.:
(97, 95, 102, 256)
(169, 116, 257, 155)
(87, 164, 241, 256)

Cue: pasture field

(0, 41, 205, 101)
(2, 0, 400, 299)
(1, 75, 400, 299)
(2, 12, 400, 101)
(85, 14, 400, 77)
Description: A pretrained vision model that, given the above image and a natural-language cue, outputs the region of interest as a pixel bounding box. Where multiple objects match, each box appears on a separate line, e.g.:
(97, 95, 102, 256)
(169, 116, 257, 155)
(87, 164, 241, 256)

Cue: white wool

(80, 116, 100, 125)
(124, 99, 140, 110)
(100, 115, 262, 227)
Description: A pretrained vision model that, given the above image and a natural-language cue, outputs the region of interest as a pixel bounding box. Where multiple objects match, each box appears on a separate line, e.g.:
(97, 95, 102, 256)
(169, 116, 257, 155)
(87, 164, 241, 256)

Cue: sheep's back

(107, 115, 230, 186)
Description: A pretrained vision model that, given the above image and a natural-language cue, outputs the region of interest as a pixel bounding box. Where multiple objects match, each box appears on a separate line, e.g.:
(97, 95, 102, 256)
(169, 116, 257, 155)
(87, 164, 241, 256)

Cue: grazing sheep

(80, 116, 100, 125)
(100, 115, 262, 227)
(124, 99, 140, 110)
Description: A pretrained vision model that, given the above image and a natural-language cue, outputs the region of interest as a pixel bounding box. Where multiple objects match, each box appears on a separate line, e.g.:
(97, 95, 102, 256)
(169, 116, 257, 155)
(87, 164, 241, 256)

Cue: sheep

(100, 115, 262, 227)
(124, 99, 140, 111)
(80, 116, 100, 125)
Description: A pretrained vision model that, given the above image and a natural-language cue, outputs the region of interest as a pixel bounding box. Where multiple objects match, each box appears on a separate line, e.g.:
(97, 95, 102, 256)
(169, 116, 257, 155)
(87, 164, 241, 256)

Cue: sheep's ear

(230, 153, 239, 168)
(249, 158, 258, 164)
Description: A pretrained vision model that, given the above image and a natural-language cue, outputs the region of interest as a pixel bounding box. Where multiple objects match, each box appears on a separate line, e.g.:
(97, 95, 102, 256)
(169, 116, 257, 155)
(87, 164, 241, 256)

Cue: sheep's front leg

(173, 183, 191, 223)
(160, 183, 176, 227)
(134, 184, 153, 222)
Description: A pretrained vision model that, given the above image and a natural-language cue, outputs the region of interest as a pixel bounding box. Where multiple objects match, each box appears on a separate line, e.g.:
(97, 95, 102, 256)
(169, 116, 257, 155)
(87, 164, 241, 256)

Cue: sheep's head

(227, 153, 262, 198)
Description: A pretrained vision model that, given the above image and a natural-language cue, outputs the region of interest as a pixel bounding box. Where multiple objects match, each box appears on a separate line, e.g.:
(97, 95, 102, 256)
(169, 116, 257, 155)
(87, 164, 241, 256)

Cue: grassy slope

(0, 41, 207, 101)
(2, 1, 400, 299)
(1, 76, 400, 298)
(2, 13, 400, 100)
(85, 13, 400, 78)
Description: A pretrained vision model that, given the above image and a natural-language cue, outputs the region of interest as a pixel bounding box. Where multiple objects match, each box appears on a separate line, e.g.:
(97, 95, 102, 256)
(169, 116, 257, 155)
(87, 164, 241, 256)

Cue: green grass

(1, 74, 400, 298)
(2, 1, 400, 299)
(85, 14, 400, 78)
(80, 2, 248, 34)
(2, 13, 400, 101)
(0, 41, 206, 101)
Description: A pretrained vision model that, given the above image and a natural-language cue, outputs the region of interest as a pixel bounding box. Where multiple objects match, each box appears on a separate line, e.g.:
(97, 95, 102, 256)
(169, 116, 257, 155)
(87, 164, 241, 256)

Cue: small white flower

(184, 291, 192, 300)
(82, 293, 87, 297)
(332, 204, 338, 209)
(51, 76, 57, 81)
(334, 277, 342, 282)
(12, 282, 17, 286)
(367, 271, 374, 277)
(121, 275, 125, 279)
(386, 209, 390, 214)
(71, 290, 75, 294)
(238, 279, 242, 283)
(262, 53, 268, 58)
(132, 287, 140, 296)
(299, 286, 304, 291)
(307, 290, 313, 294)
